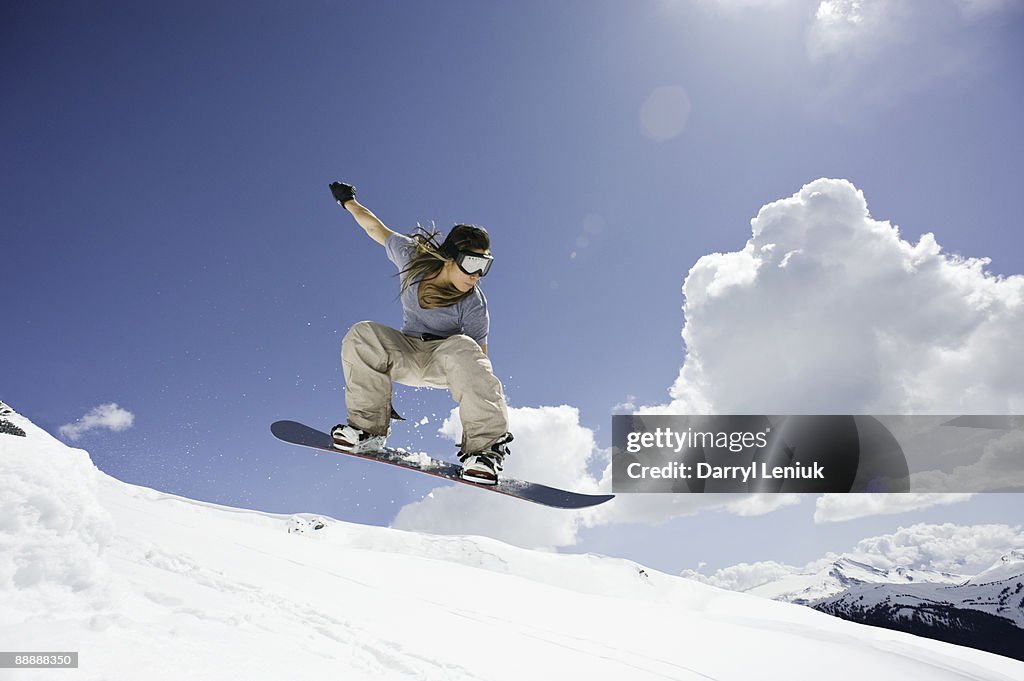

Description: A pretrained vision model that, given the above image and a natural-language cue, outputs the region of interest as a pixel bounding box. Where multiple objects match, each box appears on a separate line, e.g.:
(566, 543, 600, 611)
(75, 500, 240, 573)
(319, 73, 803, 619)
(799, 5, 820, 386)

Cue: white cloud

(587, 488, 804, 530)
(845, 521, 1024, 572)
(666, 178, 1024, 415)
(682, 559, 803, 591)
(689, 522, 1024, 586)
(612, 395, 638, 413)
(58, 403, 135, 441)
(639, 177, 1022, 525)
(909, 429, 1024, 493)
(814, 493, 974, 523)
(728, 493, 804, 516)
(663, 178, 1023, 521)
(391, 405, 605, 549)
(808, 0, 901, 61)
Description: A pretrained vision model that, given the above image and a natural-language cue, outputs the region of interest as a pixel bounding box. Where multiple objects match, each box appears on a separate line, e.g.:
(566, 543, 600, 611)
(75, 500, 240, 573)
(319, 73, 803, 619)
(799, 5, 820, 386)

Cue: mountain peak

(0, 400, 27, 437)
(967, 548, 1024, 585)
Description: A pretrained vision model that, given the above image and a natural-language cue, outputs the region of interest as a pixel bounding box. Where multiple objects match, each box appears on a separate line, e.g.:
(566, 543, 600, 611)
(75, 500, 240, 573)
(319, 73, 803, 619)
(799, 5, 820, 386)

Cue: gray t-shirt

(385, 233, 489, 346)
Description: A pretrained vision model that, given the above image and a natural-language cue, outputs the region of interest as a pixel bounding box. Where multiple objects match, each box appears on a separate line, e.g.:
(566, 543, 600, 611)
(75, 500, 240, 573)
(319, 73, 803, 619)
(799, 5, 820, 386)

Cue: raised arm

(329, 181, 397, 247)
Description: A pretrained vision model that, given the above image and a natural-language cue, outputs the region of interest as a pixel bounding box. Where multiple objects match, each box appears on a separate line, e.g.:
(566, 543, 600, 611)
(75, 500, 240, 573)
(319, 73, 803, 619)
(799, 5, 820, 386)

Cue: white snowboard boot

(331, 423, 387, 454)
(459, 433, 513, 486)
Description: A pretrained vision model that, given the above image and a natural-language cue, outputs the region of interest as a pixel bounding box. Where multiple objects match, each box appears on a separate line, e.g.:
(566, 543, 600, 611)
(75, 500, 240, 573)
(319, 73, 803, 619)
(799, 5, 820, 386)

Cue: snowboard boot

(458, 432, 513, 486)
(331, 423, 387, 454)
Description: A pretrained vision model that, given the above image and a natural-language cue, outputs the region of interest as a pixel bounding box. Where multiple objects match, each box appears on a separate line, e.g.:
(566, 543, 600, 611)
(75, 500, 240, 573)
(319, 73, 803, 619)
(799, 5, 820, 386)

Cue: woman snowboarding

(327, 181, 513, 485)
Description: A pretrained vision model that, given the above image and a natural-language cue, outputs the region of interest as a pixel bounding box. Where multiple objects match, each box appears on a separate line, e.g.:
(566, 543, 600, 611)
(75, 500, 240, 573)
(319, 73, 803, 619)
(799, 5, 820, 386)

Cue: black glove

(329, 181, 356, 205)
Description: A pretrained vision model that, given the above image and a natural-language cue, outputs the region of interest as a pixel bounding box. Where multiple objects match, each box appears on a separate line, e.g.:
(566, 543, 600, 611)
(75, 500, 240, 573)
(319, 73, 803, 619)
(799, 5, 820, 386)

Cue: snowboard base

(271, 420, 614, 509)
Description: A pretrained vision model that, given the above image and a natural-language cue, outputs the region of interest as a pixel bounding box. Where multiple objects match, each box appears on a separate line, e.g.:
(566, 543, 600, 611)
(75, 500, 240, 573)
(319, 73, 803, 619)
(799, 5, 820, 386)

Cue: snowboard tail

(271, 420, 614, 510)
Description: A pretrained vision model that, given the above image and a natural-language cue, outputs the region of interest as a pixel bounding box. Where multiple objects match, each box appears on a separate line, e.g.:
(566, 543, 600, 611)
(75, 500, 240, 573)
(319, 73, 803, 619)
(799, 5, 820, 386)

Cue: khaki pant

(341, 321, 509, 452)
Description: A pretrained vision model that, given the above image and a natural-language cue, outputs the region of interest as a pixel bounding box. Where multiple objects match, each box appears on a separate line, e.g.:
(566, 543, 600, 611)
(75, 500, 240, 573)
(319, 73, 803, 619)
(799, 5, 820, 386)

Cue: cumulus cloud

(630, 177, 1021, 524)
(657, 177, 1022, 521)
(910, 429, 1024, 493)
(807, 0, 906, 61)
(845, 521, 1024, 572)
(728, 493, 804, 516)
(612, 395, 639, 413)
(814, 493, 974, 523)
(588, 486, 806, 530)
(688, 522, 1024, 587)
(682, 559, 802, 591)
(667, 178, 1024, 415)
(58, 403, 135, 441)
(391, 405, 605, 549)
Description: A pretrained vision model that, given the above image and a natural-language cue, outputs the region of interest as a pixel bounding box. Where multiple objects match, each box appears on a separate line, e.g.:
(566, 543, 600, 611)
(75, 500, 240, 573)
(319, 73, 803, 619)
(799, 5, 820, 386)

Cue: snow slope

(2, 404, 1023, 680)
(967, 550, 1024, 586)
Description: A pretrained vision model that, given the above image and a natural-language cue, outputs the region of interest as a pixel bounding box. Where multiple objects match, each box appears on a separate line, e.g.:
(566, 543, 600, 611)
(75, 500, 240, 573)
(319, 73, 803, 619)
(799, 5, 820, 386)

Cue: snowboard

(271, 420, 614, 509)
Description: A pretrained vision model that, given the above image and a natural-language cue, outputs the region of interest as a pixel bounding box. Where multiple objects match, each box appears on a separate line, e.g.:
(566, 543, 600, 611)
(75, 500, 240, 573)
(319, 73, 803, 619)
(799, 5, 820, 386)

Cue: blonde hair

(399, 223, 490, 309)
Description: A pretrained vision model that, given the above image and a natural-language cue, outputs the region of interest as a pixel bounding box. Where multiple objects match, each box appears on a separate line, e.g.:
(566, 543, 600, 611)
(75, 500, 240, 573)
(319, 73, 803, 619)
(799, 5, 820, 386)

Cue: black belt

(413, 333, 449, 342)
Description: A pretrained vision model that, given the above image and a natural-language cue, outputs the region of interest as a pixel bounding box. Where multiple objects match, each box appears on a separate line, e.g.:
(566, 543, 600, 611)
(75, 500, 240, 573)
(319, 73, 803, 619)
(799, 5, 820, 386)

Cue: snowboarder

(327, 181, 513, 485)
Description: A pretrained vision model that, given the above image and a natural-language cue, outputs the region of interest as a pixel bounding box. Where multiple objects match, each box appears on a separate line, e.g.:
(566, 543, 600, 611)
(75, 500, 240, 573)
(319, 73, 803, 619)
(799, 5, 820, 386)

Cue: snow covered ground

(2, 405, 1023, 680)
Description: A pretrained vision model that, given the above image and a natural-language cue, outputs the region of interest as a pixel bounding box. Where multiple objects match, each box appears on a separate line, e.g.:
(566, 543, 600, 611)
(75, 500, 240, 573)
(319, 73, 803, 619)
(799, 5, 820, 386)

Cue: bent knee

(343, 320, 378, 345)
(437, 335, 494, 376)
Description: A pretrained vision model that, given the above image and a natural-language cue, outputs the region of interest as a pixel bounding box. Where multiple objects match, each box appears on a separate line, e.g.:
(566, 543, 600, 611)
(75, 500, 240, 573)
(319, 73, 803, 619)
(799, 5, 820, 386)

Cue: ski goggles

(455, 250, 494, 277)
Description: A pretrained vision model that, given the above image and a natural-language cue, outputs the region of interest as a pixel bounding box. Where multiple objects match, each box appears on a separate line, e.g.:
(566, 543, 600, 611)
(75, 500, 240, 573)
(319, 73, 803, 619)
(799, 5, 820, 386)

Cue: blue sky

(4, 1, 1023, 575)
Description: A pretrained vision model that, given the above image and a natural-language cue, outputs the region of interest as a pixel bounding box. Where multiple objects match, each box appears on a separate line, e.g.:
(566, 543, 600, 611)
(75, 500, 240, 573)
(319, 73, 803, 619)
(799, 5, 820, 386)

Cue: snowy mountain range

(808, 551, 1024, 661)
(691, 536, 1024, 662)
(742, 557, 968, 605)
(813, 568, 1024, 661)
(2, 401, 1023, 679)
